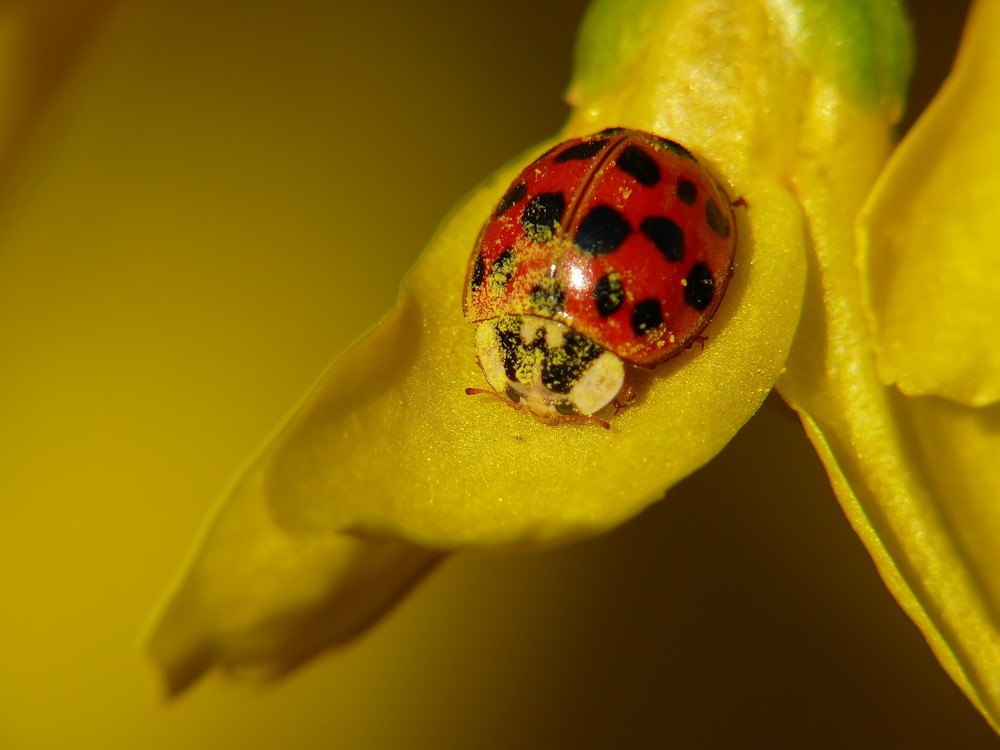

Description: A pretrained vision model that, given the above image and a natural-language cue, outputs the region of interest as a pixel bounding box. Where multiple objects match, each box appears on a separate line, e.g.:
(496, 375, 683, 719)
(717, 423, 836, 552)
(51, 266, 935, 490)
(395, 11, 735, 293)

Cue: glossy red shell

(464, 128, 737, 368)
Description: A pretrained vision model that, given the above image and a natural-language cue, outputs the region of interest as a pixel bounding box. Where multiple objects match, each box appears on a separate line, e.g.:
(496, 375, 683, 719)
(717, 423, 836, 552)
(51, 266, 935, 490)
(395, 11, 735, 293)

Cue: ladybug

(464, 127, 738, 427)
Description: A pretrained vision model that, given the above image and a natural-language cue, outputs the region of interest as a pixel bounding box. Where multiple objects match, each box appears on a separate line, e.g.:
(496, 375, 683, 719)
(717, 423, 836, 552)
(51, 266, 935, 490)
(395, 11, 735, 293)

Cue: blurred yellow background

(0, 0, 994, 747)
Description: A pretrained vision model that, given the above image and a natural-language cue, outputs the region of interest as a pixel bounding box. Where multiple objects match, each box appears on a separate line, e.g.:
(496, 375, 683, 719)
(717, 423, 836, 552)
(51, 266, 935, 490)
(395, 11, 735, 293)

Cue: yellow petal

(859, 0, 1000, 406)
(792, 396, 1000, 732)
(780, 0, 1000, 731)
(146, 463, 441, 695)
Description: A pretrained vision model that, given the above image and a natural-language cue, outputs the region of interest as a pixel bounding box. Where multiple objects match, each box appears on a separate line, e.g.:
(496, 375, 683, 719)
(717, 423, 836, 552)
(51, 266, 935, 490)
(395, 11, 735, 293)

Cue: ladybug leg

(543, 412, 611, 430)
(581, 414, 612, 430)
(731, 195, 748, 209)
(681, 334, 709, 351)
(612, 374, 637, 414)
(464, 387, 525, 414)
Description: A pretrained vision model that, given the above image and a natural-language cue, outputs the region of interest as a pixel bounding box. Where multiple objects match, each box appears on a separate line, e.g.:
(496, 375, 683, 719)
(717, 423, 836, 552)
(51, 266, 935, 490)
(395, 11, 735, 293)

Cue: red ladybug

(464, 128, 738, 427)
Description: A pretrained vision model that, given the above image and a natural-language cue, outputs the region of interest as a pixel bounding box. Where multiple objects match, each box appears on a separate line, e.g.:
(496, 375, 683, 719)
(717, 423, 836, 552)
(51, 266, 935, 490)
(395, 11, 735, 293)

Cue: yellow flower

(848, 0, 1000, 727)
(143, 0, 1000, 733)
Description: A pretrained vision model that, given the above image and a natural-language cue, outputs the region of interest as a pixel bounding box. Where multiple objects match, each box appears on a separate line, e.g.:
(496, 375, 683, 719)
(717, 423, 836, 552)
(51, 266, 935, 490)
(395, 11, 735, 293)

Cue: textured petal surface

(780, 0, 1000, 732)
(859, 0, 1000, 406)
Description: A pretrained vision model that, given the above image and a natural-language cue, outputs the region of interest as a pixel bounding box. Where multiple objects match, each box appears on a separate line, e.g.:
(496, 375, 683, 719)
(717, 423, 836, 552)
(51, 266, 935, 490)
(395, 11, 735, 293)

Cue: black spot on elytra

(575, 205, 631, 256)
(677, 179, 697, 205)
(555, 139, 609, 162)
(530, 277, 565, 315)
(616, 145, 660, 186)
(631, 299, 663, 336)
(684, 263, 715, 311)
(654, 136, 695, 161)
(593, 273, 624, 317)
(541, 330, 604, 394)
(640, 216, 684, 262)
(705, 199, 730, 239)
(522, 192, 566, 240)
(470, 253, 486, 288)
(496, 180, 527, 217)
